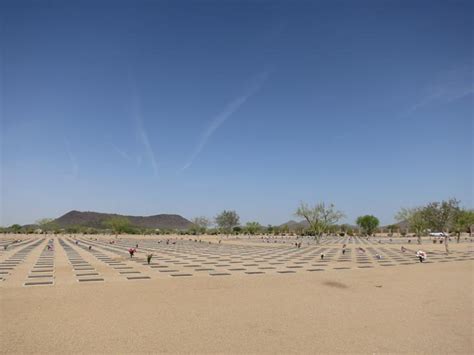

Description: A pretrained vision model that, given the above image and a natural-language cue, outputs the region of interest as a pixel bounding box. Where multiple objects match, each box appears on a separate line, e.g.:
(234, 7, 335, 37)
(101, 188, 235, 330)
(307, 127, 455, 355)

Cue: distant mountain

(383, 220, 409, 230)
(279, 220, 310, 230)
(52, 210, 193, 230)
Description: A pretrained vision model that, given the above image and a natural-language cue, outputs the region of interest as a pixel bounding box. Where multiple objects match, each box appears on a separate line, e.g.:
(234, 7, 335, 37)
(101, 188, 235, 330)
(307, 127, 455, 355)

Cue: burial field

(1, 234, 473, 353)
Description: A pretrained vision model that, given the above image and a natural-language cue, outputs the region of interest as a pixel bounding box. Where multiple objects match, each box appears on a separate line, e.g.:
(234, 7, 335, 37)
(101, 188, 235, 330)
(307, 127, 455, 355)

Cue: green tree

(339, 224, 351, 234)
(280, 224, 290, 234)
(215, 210, 240, 234)
(104, 217, 132, 234)
(232, 226, 242, 234)
(356, 215, 380, 236)
(395, 207, 427, 244)
(36, 218, 60, 232)
(10, 224, 22, 233)
(245, 221, 262, 235)
(295, 202, 345, 243)
(420, 198, 461, 233)
(453, 209, 474, 241)
(272, 225, 281, 236)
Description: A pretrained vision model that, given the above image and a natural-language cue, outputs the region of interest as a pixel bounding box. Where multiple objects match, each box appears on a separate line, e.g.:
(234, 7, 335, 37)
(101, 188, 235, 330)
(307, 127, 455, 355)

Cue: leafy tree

(66, 226, 81, 234)
(215, 210, 240, 234)
(420, 198, 461, 233)
(395, 207, 427, 244)
(280, 224, 290, 234)
(232, 226, 242, 234)
(386, 224, 398, 234)
(104, 217, 132, 234)
(339, 224, 351, 234)
(245, 221, 262, 235)
(10, 224, 22, 233)
(266, 225, 274, 235)
(272, 225, 281, 236)
(295, 202, 344, 243)
(453, 209, 474, 241)
(356, 215, 379, 236)
(207, 228, 219, 235)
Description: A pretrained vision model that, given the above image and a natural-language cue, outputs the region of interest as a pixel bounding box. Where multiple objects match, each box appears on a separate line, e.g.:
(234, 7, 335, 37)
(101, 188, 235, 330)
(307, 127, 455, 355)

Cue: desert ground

(1, 234, 473, 354)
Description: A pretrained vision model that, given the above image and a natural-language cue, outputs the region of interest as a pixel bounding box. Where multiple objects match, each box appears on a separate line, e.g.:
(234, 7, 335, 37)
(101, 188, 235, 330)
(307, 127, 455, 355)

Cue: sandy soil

(1, 235, 473, 354)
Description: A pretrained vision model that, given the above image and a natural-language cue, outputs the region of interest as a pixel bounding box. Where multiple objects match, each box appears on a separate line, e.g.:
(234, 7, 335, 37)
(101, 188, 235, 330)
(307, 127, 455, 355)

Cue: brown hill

(52, 210, 193, 230)
(279, 220, 310, 230)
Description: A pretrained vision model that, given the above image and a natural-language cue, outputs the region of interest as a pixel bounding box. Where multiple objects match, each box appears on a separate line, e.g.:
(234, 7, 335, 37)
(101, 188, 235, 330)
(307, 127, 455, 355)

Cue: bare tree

(192, 216, 211, 234)
(36, 218, 53, 226)
(295, 202, 344, 243)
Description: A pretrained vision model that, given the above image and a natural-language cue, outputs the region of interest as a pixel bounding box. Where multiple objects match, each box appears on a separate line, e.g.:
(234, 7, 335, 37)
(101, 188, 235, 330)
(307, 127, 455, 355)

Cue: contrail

(108, 141, 131, 161)
(181, 69, 271, 171)
(129, 73, 159, 177)
(403, 65, 473, 117)
(64, 138, 79, 178)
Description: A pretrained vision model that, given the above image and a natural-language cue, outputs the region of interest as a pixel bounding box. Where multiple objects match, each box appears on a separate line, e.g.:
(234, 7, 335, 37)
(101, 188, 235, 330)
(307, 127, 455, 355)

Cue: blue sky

(1, 0, 472, 226)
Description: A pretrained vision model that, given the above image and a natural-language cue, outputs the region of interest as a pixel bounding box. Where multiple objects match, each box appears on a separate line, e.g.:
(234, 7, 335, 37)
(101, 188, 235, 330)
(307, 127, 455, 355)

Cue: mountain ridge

(52, 210, 193, 230)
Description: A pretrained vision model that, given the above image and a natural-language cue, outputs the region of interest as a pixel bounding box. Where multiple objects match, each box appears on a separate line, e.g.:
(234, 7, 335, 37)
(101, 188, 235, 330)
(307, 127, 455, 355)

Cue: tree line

(2, 198, 472, 240)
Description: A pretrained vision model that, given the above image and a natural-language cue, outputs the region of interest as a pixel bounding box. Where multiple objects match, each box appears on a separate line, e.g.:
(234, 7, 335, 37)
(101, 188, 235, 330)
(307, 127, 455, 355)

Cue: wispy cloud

(108, 141, 131, 161)
(180, 69, 271, 171)
(404, 65, 473, 116)
(64, 138, 79, 178)
(128, 73, 159, 177)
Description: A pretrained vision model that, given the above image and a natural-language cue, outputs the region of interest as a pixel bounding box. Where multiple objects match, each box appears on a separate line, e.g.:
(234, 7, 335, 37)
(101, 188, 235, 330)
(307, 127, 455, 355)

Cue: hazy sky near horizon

(1, 0, 473, 226)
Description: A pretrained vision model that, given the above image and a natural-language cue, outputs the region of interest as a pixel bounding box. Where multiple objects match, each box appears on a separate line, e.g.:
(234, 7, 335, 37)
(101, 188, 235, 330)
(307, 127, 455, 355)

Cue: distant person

(320, 253, 325, 260)
(146, 253, 153, 264)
